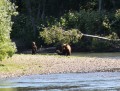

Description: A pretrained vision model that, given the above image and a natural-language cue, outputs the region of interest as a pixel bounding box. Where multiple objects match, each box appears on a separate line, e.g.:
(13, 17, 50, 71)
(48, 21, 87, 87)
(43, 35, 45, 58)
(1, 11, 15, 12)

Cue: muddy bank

(0, 54, 120, 78)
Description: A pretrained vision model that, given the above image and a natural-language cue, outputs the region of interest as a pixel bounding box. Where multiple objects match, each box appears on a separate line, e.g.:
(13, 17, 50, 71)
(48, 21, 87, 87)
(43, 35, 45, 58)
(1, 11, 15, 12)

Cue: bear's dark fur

(32, 42, 37, 54)
(56, 44, 71, 56)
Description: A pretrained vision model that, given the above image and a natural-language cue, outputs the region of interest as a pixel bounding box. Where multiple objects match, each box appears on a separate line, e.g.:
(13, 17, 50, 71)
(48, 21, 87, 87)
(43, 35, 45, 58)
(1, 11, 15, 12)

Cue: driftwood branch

(110, 19, 119, 26)
(82, 33, 120, 41)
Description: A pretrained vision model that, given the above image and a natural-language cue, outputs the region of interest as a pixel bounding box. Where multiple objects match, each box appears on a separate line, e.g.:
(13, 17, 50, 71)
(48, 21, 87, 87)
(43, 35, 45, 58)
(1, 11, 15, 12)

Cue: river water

(0, 72, 120, 91)
(0, 52, 120, 91)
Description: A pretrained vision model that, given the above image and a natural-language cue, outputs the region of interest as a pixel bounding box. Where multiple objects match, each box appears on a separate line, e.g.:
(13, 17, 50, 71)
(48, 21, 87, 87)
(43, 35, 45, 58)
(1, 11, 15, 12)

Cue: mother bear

(56, 44, 71, 56)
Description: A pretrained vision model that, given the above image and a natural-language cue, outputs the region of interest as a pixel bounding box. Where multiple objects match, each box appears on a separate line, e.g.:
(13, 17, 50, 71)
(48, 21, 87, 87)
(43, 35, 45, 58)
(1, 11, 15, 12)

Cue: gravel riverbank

(0, 54, 120, 78)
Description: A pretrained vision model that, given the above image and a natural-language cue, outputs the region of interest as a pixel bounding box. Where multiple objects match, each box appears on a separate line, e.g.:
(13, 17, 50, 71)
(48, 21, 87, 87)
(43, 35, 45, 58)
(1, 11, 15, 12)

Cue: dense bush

(0, 0, 17, 61)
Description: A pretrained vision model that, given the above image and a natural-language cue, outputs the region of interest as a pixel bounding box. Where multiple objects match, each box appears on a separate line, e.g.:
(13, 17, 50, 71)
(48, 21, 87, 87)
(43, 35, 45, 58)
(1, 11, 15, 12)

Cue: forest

(0, 0, 120, 60)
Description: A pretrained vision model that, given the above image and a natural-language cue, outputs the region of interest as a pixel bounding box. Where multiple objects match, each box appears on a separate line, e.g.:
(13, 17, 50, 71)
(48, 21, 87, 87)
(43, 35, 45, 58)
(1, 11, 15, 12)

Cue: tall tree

(0, 0, 17, 61)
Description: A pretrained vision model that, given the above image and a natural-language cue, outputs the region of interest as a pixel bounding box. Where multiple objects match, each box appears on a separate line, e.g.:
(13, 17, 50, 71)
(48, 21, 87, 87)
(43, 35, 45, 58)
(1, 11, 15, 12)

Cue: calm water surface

(0, 72, 120, 91)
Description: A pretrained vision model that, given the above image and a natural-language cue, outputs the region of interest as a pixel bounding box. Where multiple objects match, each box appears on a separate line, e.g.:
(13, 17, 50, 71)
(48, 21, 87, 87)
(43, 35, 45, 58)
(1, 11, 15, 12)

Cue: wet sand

(0, 54, 120, 78)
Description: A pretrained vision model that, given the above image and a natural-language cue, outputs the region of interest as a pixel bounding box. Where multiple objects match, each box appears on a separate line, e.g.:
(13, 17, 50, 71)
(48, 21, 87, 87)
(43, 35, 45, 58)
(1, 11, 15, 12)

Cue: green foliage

(59, 10, 101, 34)
(91, 38, 110, 52)
(115, 9, 120, 19)
(40, 25, 82, 45)
(103, 15, 111, 30)
(60, 12, 78, 28)
(107, 32, 119, 40)
(0, 42, 16, 60)
(0, 0, 17, 61)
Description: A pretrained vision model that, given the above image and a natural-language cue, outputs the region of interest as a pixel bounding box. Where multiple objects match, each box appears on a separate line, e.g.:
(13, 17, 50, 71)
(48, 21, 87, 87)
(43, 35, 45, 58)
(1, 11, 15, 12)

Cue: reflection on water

(0, 72, 120, 91)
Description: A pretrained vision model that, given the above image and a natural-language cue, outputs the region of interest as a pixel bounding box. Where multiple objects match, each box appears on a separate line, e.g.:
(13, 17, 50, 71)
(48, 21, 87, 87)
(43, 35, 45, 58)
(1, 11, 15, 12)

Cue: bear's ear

(62, 44, 67, 46)
(32, 42, 35, 44)
(32, 42, 36, 45)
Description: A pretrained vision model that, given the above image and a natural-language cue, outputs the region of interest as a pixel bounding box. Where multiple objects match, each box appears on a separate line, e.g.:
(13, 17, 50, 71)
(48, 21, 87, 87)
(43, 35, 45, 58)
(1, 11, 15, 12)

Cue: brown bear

(32, 42, 37, 54)
(56, 44, 71, 56)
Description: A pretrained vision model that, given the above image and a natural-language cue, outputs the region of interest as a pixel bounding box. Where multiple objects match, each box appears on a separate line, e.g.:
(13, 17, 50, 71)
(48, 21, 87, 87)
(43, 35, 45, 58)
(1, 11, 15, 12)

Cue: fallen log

(82, 33, 120, 41)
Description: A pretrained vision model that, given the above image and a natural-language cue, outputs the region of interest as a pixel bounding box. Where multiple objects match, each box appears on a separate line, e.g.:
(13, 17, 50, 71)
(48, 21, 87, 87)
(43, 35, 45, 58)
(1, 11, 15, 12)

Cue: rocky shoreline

(0, 54, 120, 78)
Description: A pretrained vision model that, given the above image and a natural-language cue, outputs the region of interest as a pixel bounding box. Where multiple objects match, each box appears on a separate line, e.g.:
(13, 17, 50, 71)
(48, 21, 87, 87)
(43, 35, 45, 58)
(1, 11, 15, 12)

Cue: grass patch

(0, 64, 26, 72)
(0, 62, 27, 73)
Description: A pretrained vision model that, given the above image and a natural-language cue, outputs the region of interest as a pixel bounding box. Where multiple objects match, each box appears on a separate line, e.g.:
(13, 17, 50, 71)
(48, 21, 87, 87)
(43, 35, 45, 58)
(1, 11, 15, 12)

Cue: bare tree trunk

(111, 0, 116, 10)
(83, 34, 110, 40)
(37, 3, 41, 21)
(99, 0, 102, 13)
(59, 1, 64, 17)
(97, 0, 102, 34)
(25, 0, 36, 39)
(41, 0, 46, 22)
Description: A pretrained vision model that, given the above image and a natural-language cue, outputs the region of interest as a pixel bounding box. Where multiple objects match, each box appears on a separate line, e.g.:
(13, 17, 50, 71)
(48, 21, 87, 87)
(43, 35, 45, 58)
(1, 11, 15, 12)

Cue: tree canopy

(0, 0, 17, 60)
